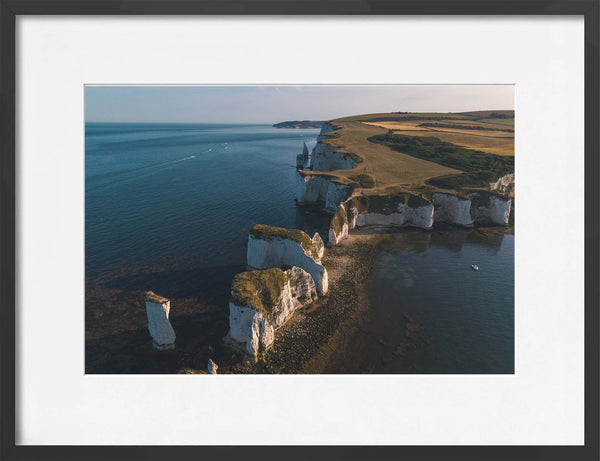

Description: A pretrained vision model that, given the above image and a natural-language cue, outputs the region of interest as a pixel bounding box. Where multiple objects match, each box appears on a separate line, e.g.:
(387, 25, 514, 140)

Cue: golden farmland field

(302, 111, 515, 195)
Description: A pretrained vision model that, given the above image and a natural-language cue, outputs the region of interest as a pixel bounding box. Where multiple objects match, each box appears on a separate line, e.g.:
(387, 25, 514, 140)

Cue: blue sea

(86, 123, 328, 279)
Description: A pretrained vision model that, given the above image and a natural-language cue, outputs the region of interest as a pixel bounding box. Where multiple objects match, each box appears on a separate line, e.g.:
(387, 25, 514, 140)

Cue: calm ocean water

(361, 229, 514, 373)
(86, 123, 327, 280)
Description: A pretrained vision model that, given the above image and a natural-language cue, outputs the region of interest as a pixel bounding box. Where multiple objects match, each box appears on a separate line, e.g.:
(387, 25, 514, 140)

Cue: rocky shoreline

(230, 238, 377, 373)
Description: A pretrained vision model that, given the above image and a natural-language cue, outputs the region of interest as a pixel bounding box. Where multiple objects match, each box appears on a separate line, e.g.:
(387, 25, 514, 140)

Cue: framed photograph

(1, 1, 598, 460)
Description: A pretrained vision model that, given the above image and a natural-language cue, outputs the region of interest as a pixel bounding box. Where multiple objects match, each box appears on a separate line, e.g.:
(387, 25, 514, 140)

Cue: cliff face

(311, 232, 325, 259)
(312, 146, 357, 171)
(432, 193, 474, 227)
(226, 267, 316, 358)
(296, 142, 311, 170)
(310, 123, 357, 172)
(356, 202, 434, 230)
(328, 203, 349, 246)
(325, 181, 354, 213)
(328, 190, 512, 246)
(247, 225, 329, 295)
(490, 173, 515, 198)
(328, 194, 434, 246)
(227, 303, 273, 358)
(145, 291, 176, 350)
(296, 172, 354, 213)
(296, 172, 330, 205)
(469, 191, 512, 225)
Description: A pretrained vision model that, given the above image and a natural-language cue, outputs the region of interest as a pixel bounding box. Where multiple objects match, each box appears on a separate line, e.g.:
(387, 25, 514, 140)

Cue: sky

(85, 85, 514, 124)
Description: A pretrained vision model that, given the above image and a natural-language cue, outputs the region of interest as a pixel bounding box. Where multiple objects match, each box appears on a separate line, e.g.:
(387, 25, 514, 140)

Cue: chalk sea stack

(145, 291, 176, 350)
(224, 266, 317, 359)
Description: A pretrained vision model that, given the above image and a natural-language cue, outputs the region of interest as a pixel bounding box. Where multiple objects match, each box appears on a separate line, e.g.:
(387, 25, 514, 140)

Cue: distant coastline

(273, 120, 324, 129)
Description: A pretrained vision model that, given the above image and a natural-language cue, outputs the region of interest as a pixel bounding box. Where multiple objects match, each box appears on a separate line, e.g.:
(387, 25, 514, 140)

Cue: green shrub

(367, 133, 514, 189)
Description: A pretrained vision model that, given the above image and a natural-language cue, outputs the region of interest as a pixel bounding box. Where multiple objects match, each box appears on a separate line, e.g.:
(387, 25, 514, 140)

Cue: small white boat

(471, 264, 479, 271)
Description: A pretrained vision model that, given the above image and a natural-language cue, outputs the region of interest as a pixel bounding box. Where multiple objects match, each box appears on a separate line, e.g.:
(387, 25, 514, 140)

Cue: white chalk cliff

(145, 291, 176, 350)
(296, 172, 331, 204)
(490, 173, 515, 198)
(311, 232, 325, 259)
(208, 358, 218, 374)
(295, 172, 354, 213)
(469, 191, 512, 225)
(432, 193, 474, 227)
(296, 142, 311, 170)
(225, 266, 317, 358)
(328, 190, 512, 246)
(328, 203, 349, 246)
(247, 224, 329, 295)
(325, 181, 354, 213)
(355, 202, 434, 229)
(310, 123, 357, 172)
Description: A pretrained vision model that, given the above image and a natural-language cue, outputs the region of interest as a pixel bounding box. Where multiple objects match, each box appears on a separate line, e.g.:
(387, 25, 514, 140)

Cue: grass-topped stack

(144, 291, 176, 350)
(225, 267, 317, 359)
(247, 224, 328, 294)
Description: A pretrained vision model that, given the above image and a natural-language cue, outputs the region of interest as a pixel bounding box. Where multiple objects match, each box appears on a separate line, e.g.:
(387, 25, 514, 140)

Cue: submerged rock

(144, 291, 176, 350)
(247, 224, 329, 295)
(225, 266, 317, 359)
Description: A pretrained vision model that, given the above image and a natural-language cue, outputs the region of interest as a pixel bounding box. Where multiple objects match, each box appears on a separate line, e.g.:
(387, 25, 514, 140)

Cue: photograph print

(85, 85, 515, 374)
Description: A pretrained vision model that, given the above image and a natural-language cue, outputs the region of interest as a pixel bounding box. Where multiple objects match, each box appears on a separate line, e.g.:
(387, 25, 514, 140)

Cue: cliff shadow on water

(294, 203, 334, 245)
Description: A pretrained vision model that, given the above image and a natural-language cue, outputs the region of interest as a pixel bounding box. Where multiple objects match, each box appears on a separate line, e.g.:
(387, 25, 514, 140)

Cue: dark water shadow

(368, 225, 510, 254)
(86, 264, 250, 373)
(103, 263, 244, 303)
(85, 310, 239, 374)
(294, 204, 332, 243)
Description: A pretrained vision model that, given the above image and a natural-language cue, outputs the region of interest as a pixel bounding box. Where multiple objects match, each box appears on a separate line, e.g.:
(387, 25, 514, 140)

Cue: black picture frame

(1, 1, 598, 460)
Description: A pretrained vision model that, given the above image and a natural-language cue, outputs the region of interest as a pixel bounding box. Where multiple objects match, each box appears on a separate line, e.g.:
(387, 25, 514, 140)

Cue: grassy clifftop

(304, 110, 514, 198)
(231, 268, 288, 319)
(367, 133, 514, 190)
(250, 224, 320, 260)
